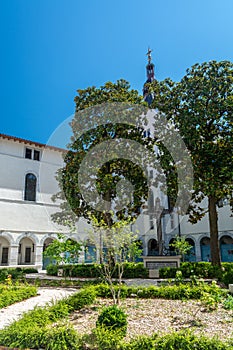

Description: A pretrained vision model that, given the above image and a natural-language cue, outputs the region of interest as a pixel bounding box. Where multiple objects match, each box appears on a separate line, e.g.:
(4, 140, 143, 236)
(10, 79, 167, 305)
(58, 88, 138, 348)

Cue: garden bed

(70, 297, 233, 341)
(0, 284, 232, 349)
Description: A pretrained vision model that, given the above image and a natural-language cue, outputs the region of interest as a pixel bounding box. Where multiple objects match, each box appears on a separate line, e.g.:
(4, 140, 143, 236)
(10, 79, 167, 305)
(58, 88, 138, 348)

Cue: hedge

(0, 267, 38, 282)
(0, 284, 38, 308)
(159, 262, 233, 284)
(46, 262, 149, 279)
(46, 261, 233, 284)
(94, 281, 227, 300)
(0, 287, 96, 349)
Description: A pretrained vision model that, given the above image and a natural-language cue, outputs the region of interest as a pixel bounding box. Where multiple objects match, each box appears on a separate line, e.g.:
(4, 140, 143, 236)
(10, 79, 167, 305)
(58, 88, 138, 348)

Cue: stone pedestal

(229, 284, 233, 294)
(143, 255, 182, 279)
(149, 269, 160, 278)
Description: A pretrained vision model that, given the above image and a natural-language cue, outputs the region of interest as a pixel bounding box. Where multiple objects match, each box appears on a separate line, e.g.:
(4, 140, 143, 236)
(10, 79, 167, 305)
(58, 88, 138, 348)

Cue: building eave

(0, 133, 66, 153)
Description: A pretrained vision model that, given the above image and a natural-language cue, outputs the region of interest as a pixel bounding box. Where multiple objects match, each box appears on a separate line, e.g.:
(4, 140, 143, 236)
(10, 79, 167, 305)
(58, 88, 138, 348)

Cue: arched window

(24, 173, 37, 201)
(148, 238, 159, 256)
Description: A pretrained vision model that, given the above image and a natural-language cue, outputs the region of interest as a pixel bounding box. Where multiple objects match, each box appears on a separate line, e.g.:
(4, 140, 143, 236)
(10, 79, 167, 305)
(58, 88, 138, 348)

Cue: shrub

(0, 322, 80, 350)
(96, 305, 127, 337)
(46, 262, 148, 279)
(79, 330, 232, 350)
(95, 281, 227, 301)
(223, 294, 233, 310)
(159, 262, 233, 282)
(67, 287, 96, 311)
(0, 284, 37, 309)
(44, 322, 80, 350)
(0, 324, 45, 349)
(0, 267, 38, 282)
(0, 286, 96, 348)
(115, 262, 148, 279)
(221, 270, 233, 287)
(91, 326, 125, 349)
(46, 264, 59, 276)
(22, 267, 38, 274)
(153, 330, 231, 350)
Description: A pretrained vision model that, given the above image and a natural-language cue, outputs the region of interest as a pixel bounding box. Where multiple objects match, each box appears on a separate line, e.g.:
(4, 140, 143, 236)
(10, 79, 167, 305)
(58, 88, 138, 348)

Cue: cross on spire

(146, 47, 153, 64)
(143, 47, 155, 105)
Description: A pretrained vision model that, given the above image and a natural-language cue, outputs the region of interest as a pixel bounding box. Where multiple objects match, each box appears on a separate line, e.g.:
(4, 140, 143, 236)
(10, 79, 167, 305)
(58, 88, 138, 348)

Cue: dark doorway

(1, 247, 9, 265)
(25, 247, 31, 263)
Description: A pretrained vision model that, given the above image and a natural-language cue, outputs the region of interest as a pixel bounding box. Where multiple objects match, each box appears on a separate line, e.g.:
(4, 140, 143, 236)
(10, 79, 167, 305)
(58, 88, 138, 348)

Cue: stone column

(195, 242, 202, 262)
(34, 245, 43, 270)
(79, 246, 85, 263)
(9, 245, 19, 266)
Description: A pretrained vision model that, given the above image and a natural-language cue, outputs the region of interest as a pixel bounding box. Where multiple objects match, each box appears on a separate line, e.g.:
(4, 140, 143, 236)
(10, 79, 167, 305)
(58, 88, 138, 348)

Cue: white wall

(0, 137, 67, 234)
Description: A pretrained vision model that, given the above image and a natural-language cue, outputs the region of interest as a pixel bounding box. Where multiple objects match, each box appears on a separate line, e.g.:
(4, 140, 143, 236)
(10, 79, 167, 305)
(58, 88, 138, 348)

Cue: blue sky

(1, 0, 233, 146)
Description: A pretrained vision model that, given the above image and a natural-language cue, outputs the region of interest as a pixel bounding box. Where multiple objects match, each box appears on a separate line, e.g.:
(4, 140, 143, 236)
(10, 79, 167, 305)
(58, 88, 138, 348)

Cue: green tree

(89, 217, 142, 304)
(170, 236, 192, 262)
(43, 233, 82, 269)
(151, 61, 233, 266)
(52, 80, 153, 228)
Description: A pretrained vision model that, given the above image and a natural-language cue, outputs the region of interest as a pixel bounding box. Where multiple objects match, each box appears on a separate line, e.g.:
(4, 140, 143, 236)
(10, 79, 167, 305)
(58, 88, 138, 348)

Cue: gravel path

(0, 287, 77, 330)
(70, 298, 233, 341)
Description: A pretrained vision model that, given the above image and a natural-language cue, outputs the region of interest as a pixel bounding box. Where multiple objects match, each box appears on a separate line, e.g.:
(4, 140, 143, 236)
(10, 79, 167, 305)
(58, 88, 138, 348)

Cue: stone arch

(220, 235, 233, 262)
(185, 237, 196, 262)
(220, 234, 233, 244)
(84, 239, 96, 263)
(66, 235, 79, 243)
(132, 239, 143, 262)
(148, 238, 158, 256)
(43, 237, 55, 250)
(0, 236, 10, 266)
(42, 236, 57, 270)
(0, 232, 14, 245)
(40, 233, 58, 246)
(16, 232, 39, 245)
(18, 235, 36, 265)
(200, 236, 210, 261)
(169, 237, 176, 256)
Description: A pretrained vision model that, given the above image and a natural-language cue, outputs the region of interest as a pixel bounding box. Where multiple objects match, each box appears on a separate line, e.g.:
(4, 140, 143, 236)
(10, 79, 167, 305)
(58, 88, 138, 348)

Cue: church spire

(143, 47, 155, 105)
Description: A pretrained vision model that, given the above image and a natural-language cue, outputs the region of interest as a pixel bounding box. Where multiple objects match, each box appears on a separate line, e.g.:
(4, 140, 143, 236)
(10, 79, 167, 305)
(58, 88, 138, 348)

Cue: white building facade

(0, 132, 233, 270)
(0, 133, 92, 270)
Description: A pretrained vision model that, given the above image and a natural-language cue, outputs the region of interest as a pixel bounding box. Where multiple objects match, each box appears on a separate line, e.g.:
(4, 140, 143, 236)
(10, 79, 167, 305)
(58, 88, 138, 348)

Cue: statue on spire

(146, 47, 153, 64)
(143, 47, 155, 105)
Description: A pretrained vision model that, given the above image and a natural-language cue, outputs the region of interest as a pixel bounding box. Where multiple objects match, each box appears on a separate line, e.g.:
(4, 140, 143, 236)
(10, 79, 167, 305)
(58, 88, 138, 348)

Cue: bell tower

(143, 47, 155, 106)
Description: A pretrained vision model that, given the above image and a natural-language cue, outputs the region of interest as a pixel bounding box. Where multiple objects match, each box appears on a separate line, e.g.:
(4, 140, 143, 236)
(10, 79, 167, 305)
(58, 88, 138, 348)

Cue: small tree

(89, 217, 142, 304)
(43, 233, 82, 276)
(170, 236, 192, 262)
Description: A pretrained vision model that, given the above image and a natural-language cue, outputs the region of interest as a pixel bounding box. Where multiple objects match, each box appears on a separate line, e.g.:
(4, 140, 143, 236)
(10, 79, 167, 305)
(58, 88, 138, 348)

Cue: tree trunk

(208, 195, 221, 266)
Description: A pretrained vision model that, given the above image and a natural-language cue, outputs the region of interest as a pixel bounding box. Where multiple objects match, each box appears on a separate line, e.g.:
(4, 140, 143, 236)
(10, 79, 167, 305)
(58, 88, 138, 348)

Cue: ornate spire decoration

(146, 47, 152, 64)
(143, 47, 155, 105)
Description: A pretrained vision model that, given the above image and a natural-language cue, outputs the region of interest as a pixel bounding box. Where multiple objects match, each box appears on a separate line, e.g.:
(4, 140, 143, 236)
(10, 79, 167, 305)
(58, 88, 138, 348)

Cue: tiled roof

(0, 133, 66, 152)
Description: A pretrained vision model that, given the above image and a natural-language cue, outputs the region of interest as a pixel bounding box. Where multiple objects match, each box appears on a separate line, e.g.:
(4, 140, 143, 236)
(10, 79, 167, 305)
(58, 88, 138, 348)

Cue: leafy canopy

(151, 60, 233, 220)
(53, 80, 154, 227)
